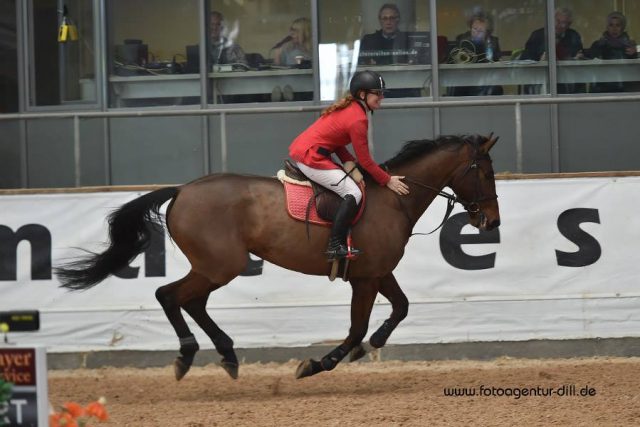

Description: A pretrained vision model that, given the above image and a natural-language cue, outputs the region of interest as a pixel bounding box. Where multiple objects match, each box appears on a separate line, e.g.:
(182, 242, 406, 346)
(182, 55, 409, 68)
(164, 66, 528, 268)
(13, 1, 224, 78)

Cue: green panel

(109, 116, 204, 185)
(558, 102, 640, 172)
(26, 119, 76, 188)
(225, 112, 319, 175)
(0, 121, 22, 188)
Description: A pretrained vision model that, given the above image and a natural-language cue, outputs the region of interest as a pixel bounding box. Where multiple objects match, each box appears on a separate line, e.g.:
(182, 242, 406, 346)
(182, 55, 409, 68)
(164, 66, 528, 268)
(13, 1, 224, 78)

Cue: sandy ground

(48, 356, 640, 426)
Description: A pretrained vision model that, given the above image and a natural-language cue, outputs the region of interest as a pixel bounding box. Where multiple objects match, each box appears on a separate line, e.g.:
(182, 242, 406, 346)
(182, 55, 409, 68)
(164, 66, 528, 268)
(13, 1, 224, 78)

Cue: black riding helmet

(349, 70, 386, 99)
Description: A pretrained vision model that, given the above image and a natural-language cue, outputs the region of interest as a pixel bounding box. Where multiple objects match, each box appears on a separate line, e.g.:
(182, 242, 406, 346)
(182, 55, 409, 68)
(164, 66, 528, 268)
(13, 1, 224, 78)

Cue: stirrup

(326, 244, 361, 261)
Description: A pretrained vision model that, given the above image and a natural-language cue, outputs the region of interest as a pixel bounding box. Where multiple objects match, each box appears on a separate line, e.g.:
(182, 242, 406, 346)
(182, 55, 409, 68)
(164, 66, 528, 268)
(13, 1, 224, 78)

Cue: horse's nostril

(490, 219, 501, 229)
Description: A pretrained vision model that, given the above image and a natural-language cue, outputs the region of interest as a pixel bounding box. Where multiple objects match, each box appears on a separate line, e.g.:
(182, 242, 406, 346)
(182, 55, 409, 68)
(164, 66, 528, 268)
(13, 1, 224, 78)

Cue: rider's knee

(347, 188, 362, 204)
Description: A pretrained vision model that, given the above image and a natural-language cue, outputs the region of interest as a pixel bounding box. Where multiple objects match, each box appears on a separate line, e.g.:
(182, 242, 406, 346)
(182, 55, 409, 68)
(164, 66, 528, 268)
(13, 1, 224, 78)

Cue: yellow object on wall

(58, 17, 78, 42)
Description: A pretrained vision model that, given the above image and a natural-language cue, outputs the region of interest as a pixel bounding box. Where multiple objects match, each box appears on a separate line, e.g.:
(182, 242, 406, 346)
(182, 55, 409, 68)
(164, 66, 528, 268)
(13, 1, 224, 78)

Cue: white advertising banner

(0, 176, 639, 352)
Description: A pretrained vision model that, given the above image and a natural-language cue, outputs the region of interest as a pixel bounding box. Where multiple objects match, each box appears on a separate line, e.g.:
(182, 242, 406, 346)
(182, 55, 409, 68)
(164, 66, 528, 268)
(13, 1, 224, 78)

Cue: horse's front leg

(296, 277, 379, 379)
(350, 272, 408, 361)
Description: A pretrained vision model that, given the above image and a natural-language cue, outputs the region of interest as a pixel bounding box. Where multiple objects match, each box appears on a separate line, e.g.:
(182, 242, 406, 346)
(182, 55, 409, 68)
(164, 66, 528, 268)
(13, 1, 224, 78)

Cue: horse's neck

(398, 148, 466, 224)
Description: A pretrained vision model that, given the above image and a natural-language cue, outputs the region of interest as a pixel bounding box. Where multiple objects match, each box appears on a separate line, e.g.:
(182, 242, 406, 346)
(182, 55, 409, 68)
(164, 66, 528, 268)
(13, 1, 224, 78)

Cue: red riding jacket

(288, 101, 391, 186)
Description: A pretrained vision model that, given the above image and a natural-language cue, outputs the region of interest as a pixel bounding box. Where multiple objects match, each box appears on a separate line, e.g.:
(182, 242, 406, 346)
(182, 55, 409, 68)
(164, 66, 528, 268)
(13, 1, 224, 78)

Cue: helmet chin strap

(357, 93, 373, 112)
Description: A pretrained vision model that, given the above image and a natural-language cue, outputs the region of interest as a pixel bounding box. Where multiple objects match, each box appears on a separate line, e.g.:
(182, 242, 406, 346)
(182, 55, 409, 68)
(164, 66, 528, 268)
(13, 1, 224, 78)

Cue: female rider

(289, 70, 409, 261)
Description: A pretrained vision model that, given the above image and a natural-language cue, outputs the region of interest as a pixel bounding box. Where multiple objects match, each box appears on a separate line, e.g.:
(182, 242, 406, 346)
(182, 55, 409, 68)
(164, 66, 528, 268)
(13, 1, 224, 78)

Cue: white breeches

(295, 162, 362, 204)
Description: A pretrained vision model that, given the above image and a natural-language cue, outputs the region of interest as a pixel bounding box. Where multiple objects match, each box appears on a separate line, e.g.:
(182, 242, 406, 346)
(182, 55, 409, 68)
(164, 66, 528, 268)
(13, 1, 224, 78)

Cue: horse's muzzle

(487, 218, 501, 230)
(478, 212, 500, 231)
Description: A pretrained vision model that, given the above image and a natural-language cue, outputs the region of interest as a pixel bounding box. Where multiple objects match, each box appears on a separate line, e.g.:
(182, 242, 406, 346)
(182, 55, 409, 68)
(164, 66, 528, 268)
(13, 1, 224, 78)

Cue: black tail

(55, 187, 179, 291)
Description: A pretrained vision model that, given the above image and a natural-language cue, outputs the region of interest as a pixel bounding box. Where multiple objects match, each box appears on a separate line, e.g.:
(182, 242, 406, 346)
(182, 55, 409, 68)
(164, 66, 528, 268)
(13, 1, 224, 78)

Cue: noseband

(402, 148, 498, 234)
(448, 152, 499, 213)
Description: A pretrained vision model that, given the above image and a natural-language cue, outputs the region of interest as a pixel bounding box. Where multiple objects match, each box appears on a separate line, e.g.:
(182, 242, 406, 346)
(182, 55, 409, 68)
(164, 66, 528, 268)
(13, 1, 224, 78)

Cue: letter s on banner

(555, 208, 601, 267)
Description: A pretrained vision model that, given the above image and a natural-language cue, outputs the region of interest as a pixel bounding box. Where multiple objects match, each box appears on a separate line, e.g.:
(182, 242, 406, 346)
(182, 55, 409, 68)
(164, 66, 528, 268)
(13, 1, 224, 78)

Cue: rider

(288, 70, 410, 261)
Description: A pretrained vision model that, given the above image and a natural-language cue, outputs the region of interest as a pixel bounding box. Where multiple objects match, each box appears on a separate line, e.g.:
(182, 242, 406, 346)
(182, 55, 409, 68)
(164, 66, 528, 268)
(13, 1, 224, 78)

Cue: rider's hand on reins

(387, 176, 410, 195)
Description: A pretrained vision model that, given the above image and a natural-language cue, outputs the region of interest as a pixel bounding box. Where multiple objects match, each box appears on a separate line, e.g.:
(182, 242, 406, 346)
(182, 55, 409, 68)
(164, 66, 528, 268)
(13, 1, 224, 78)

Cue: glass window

(107, 0, 199, 108)
(318, 0, 432, 102)
(207, 0, 313, 104)
(557, 1, 640, 94)
(29, 0, 96, 106)
(0, 0, 18, 112)
(437, 0, 546, 97)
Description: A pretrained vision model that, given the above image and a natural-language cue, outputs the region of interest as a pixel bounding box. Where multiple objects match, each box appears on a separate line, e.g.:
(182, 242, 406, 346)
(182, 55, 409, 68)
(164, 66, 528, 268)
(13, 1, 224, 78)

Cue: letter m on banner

(0, 225, 52, 281)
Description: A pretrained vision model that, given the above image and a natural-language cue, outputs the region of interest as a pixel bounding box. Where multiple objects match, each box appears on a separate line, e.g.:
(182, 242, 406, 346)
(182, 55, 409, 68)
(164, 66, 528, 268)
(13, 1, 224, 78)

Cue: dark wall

(33, 2, 60, 106)
(0, 0, 18, 113)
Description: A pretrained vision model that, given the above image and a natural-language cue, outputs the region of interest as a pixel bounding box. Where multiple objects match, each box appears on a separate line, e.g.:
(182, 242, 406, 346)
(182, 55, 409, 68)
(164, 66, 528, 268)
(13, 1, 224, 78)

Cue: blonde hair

(321, 95, 355, 116)
(291, 17, 312, 54)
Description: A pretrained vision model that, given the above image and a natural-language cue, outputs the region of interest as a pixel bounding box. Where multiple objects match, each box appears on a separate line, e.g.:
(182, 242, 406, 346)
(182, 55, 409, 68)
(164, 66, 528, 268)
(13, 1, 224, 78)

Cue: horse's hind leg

(155, 273, 203, 380)
(181, 293, 239, 380)
(296, 277, 379, 379)
(349, 272, 409, 362)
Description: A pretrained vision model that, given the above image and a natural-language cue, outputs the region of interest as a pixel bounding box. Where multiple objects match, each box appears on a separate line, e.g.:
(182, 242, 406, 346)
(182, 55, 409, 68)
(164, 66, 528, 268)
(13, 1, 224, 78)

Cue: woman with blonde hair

(274, 17, 312, 66)
(289, 71, 409, 261)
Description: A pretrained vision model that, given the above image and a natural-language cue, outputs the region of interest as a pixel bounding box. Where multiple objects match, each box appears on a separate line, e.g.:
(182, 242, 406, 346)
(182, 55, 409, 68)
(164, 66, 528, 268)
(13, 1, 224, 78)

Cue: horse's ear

(481, 134, 499, 153)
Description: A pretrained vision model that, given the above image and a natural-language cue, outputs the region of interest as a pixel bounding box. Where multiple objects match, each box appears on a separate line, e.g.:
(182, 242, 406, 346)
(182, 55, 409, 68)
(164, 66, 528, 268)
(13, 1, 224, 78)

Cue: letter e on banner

(439, 213, 500, 270)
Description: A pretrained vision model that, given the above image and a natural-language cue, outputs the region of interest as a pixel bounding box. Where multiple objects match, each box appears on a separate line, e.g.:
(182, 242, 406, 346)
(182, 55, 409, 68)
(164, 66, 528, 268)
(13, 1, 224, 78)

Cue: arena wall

(1, 175, 639, 362)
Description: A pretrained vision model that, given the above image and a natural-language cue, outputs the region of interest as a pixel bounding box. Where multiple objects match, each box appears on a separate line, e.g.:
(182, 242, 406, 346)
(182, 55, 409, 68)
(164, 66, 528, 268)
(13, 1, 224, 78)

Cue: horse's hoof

(295, 359, 315, 379)
(349, 344, 366, 362)
(220, 359, 239, 379)
(174, 357, 191, 381)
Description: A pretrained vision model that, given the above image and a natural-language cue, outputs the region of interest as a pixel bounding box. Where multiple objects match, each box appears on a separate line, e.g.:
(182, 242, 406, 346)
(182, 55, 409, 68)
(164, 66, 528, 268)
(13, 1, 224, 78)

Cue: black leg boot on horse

(325, 194, 361, 261)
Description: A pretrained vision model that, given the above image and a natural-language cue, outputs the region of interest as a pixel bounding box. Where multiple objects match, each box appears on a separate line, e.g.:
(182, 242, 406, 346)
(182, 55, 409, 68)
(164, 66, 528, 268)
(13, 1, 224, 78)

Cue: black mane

(382, 135, 476, 170)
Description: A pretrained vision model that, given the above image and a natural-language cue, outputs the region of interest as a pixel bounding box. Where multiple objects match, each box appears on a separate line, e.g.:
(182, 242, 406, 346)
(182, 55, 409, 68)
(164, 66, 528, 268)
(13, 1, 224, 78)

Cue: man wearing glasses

(358, 3, 410, 65)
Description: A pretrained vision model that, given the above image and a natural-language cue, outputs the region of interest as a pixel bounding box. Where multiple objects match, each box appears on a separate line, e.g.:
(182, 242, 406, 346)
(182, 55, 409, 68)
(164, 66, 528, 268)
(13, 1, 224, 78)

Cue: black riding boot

(326, 195, 361, 261)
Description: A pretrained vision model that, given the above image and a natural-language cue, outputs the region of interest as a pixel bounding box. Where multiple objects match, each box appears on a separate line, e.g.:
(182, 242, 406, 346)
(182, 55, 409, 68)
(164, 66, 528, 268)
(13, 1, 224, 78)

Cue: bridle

(399, 146, 498, 235)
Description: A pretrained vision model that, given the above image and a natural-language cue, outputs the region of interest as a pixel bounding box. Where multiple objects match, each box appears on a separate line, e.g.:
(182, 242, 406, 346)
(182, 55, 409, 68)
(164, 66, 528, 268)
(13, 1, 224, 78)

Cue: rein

(396, 150, 498, 236)
(401, 177, 459, 236)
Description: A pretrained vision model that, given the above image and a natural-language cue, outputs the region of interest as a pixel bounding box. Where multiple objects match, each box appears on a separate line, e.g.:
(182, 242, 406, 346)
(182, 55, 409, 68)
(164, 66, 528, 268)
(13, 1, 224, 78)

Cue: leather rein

(396, 150, 498, 236)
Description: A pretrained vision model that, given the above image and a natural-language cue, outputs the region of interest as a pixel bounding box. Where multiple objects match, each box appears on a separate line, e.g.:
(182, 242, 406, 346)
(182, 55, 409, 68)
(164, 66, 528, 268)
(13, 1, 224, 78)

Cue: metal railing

(2, 93, 640, 187)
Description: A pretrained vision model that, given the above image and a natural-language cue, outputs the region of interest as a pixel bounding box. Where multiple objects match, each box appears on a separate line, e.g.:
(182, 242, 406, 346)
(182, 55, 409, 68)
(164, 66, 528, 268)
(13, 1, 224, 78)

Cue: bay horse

(55, 134, 500, 380)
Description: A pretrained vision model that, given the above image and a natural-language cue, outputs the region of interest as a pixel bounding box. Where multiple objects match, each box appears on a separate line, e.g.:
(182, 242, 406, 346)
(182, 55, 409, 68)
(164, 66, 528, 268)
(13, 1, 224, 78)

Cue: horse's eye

(484, 171, 495, 179)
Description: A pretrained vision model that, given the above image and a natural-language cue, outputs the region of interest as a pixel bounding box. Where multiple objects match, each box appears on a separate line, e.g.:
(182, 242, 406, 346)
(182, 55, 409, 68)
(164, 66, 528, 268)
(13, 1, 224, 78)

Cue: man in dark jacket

(358, 4, 410, 65)
(521, 8, 585, 94)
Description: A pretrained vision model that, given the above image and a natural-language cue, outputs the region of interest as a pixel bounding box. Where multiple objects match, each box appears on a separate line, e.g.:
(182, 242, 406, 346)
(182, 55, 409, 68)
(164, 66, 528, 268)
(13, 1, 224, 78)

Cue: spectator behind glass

(587, 11, 638, 93)
(522, 7, 584, 61)
(273, 17, 312, 67)
(448, 12, 503, 97)
(210, 11, 247, 66)
(358, 3, 410, 65)
(521, 8, 584, 93)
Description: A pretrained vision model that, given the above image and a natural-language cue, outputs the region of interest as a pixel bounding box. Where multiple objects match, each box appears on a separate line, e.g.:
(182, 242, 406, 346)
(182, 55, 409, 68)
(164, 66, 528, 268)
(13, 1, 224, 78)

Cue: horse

(55, 134, 500, 380)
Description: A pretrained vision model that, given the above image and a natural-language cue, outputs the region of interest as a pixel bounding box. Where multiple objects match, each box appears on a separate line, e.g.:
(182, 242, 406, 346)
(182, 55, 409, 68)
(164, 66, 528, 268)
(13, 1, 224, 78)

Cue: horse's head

(448, 134, 501, 231)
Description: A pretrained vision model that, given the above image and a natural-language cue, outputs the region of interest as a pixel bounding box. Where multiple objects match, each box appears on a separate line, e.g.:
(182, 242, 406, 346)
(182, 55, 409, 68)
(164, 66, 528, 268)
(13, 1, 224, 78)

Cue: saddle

(278, 160, 366, 226)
